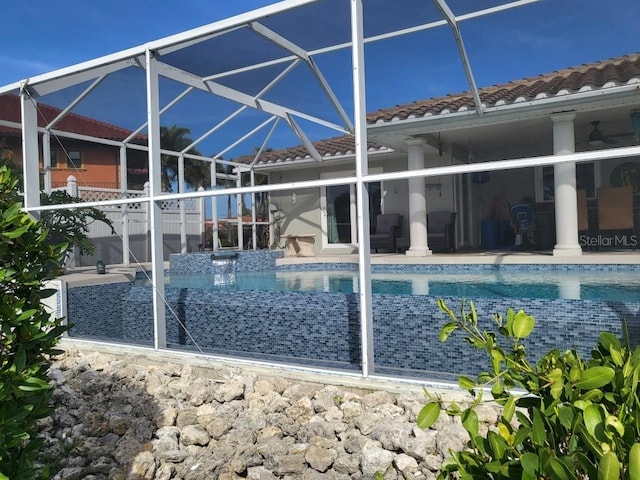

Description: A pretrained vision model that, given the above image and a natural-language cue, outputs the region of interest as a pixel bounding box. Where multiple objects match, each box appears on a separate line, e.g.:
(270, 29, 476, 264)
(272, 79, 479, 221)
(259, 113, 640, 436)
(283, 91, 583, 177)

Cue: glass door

(326, 184, 353, 244)
(322, 182, 382, 247)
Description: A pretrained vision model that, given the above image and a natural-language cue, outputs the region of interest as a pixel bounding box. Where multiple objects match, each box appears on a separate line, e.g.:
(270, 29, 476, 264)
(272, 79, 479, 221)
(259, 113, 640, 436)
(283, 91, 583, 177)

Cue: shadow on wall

(77, 234, 203, 266)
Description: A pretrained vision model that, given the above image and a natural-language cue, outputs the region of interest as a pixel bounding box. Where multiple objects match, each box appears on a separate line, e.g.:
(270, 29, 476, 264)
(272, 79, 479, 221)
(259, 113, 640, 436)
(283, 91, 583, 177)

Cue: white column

(210, 161, 219, 251)
(351, 0, 374, 378)
(552, 112, 582, 257)
(42, 131, 52, 194)
(178, 154, 187, 254)
(20, 90, 40, 211)
(198, 187, 205, 250)
(405, 138, 431, 256)
(120, 145, 130, 265)
(66, 175, 78, 197)
(236, 170, 243, 250)
(65, 175, 79, 268)
(250, 170, 257, 250)
(146, 49, 167, 349)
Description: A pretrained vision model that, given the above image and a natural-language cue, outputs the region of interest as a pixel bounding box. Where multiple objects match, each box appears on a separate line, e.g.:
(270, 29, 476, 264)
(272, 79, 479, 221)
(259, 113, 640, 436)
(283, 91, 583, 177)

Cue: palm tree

(159, 125, 210, 191)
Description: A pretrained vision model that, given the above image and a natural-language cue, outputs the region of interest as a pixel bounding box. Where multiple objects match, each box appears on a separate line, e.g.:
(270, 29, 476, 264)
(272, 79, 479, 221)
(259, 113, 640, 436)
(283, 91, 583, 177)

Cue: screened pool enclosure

(2, 0, 640, 382)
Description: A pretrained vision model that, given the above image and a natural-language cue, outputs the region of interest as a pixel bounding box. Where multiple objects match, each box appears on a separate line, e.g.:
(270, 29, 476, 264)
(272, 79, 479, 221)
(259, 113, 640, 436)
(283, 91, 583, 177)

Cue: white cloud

(0, 54, 58, 83)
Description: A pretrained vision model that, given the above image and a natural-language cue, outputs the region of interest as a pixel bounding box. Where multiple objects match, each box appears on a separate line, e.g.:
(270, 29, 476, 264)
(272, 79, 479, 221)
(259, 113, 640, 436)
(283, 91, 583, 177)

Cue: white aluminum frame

(11, 0, 640, 384)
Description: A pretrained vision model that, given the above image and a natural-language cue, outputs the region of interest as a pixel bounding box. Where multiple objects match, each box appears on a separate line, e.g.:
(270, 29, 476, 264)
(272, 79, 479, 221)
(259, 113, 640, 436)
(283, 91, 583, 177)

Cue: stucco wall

(51, 142, 119, 188)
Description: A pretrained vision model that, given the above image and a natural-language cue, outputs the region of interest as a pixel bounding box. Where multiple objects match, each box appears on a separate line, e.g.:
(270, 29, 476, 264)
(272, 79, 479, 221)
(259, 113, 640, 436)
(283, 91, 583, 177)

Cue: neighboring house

(242, 53, 640, 256)
(0, 93, 147, 190)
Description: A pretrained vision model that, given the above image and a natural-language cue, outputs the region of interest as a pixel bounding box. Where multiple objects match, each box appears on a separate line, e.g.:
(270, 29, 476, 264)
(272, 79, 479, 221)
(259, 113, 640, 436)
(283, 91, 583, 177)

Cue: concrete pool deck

(279, 250, 640, 267)
(59, 250, 640, 287)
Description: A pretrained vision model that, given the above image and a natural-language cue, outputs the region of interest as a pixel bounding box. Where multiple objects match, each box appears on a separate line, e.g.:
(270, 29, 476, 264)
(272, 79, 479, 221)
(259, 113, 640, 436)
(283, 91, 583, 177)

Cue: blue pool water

(70, 252, 640, 381)
(140, 269, 640, 302)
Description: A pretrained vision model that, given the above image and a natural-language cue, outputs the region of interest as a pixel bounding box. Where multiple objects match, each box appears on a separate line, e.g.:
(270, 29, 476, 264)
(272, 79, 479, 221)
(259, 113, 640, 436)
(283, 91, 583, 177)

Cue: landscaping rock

(38, 349, 480, 479)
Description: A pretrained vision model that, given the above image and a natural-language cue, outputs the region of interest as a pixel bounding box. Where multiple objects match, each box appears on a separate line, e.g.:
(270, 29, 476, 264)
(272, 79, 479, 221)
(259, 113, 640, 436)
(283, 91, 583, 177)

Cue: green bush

(419, 299, 640, 480)
(0, 166, 68, 479)
(40, 190, 114, 257)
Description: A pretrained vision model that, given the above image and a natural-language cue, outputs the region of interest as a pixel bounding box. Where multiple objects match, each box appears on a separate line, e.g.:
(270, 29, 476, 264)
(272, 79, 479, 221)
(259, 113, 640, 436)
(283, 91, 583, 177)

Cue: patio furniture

(597, 186, 634, 234)
(395, 236, 410, 253)
(370, 213, 402, 253)
(283, 234, 316, 257)
(510, 203, 536, 250)
(427, 211, 456, 253)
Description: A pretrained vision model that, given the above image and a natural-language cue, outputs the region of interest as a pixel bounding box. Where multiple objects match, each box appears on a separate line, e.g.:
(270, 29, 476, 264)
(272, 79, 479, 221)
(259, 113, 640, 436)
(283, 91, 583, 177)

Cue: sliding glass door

(322, 182, 382, 247)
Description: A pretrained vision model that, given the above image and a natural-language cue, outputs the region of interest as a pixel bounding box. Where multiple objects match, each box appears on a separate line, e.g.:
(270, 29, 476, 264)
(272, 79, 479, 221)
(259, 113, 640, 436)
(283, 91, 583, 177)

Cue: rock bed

(39, 349, 499, 479)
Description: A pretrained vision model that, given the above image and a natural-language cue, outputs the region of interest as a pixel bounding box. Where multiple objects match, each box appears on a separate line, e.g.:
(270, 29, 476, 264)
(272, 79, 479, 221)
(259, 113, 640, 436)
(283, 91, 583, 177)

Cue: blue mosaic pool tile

(278, 262, 640, 274)
(65, 252, 640, 381)
(169, 250, 283, 275)
(67, 282, 133, 341)
(278, 263, 358, 272)
(236, 250, 283, 272)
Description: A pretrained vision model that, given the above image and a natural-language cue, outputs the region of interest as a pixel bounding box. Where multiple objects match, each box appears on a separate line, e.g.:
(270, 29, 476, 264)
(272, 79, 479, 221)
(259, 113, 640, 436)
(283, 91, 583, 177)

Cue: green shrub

(419, 299, 640, 480)
(40, 190, 114, 257)
(0, 166, 68, 479)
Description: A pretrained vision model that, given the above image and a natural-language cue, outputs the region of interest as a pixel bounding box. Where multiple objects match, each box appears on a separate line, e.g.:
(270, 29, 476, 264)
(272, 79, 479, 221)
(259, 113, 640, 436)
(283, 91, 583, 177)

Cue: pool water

(142, 269, 640, 302)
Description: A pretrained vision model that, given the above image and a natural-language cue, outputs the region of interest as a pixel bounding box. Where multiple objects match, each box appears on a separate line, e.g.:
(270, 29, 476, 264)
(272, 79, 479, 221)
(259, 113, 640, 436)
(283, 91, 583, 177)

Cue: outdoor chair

(510, 203, 536, 250)
(427, 211, 456, 253)
(370, 213, 402, 253)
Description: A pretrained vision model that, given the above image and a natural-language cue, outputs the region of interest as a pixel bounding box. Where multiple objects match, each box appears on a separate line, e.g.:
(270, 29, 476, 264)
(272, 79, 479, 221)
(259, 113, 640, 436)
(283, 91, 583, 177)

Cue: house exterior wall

(271, 167, 325, 253)
(50, 142, 119, 188)
(269, 150, 469, 254)
(266, 144, 572, 253)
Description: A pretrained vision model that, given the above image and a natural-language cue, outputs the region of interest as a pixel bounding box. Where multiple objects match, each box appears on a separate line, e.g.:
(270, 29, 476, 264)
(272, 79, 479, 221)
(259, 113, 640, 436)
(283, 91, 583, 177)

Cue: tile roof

(245, 53, 640, 165)
(367, 53, 640, 123)
(236, 135, 391, 165)
(0, 93, 143, 141)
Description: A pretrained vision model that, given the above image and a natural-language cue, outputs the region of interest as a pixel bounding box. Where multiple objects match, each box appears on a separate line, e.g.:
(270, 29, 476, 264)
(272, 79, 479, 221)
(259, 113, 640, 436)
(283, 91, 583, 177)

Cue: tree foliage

(160, 125, 210, 191)
(420, 300, 640, 480)
(0, 166, 68, 479)
(39, 190, 115, 257)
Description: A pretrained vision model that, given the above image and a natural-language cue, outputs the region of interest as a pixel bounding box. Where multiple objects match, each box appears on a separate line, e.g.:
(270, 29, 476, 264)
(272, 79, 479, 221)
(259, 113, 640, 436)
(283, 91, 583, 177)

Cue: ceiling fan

(587, 121, 617, 146)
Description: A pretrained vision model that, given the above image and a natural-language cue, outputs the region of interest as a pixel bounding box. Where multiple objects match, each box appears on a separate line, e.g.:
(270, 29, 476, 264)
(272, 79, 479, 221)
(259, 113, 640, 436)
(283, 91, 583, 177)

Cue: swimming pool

(67, 252, 640, 382)
(153, 269, 640, 302)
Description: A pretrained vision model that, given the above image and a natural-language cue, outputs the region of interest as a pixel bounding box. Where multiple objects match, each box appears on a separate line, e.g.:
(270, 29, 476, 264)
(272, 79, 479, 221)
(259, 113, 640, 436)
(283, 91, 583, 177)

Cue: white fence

(57, 180, 206, 267)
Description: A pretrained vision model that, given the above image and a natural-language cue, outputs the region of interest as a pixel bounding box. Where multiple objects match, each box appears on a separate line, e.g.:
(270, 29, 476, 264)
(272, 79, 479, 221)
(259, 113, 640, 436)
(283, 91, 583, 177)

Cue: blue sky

(1, 0, 638, 153)
(2, 1, 637, 91)
(0, 1, 278, 85)
(2, 0, 636, 219)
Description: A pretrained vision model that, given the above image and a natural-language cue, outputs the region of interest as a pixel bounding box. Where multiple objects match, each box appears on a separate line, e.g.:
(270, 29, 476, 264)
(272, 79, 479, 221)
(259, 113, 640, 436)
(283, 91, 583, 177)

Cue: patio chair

(370, 213, 402, 253)
(427, 211, 457, 253)
(510, 203, 536, 250)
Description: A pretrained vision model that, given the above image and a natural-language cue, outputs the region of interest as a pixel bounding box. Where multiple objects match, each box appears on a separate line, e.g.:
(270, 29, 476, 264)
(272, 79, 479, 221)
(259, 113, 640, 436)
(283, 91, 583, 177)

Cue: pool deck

(58, 250, 640, 287)
(279, 249, 640, 267)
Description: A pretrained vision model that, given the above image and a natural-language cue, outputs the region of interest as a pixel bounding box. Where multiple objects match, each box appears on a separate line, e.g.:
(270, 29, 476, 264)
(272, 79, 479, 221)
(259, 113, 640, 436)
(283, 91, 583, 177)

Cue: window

(50, 149, 58, 168)
(576, 163, 596, 198)
(536, 162, 599, 202)
(322, 181, 382, 245)
(68, 150, 81, 168)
